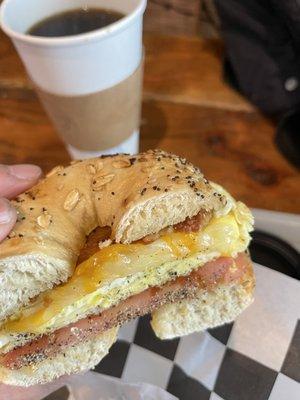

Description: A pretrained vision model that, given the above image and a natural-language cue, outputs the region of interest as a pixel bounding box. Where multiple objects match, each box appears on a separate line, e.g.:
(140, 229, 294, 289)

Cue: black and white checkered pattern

(93, 320, 299, 400)
(41, 264, 299, 400)
(93, 264, 300, 400)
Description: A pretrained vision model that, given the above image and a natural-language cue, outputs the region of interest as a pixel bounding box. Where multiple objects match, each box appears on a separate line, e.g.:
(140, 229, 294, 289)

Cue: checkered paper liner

(1, 264, 299, 400)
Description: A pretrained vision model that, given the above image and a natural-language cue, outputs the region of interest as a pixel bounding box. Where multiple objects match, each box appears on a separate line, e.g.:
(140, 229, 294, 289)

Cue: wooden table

(0, 32, 299, 213)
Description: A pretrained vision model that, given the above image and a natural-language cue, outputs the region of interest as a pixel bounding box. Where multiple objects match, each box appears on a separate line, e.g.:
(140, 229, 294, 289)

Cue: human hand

(0, 164, 42, 242)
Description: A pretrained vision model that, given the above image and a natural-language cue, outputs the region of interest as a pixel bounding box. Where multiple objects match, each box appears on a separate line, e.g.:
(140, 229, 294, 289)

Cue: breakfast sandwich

(0, 150, 254, 386)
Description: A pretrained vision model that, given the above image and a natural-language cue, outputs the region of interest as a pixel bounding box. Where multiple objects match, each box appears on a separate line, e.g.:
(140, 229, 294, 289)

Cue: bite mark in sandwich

(0, 150, 255, 386)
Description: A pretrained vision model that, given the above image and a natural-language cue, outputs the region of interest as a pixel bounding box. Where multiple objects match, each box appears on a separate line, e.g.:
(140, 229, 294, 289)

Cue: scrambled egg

(0, 200, 253, 344)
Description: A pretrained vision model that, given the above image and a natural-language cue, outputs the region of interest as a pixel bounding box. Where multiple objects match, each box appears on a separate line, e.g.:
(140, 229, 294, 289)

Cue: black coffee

(27, 8, 125, 37)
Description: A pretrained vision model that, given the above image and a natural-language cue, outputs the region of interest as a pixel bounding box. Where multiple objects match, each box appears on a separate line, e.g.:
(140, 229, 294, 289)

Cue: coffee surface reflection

(28, 8, 125, 37)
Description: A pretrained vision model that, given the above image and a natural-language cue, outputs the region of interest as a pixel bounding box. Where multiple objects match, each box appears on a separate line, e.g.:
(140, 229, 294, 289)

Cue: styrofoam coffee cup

(0, 0, 147, 159)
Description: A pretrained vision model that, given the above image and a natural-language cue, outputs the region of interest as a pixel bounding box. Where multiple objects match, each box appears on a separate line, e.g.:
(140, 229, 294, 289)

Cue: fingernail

(9, 165, 42, 181)
(0, 199, 13, 224)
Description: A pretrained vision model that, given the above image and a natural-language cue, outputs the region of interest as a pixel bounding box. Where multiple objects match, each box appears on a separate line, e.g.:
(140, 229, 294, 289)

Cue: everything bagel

(0, 150, 255, 386)
(0, 150, 226, 321)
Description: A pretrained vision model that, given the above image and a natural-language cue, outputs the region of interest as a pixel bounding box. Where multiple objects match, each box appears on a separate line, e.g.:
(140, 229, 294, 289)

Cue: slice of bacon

(77, 210, 212, 257)
(1, 252, 252, 370)
(142, 210, 212, 243)
(173, 210, 212, 233)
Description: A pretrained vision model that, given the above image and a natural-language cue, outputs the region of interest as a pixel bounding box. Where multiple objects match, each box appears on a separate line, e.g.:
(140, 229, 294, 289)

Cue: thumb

(0, 164, 42, 199)
(0, 198, 17, 243)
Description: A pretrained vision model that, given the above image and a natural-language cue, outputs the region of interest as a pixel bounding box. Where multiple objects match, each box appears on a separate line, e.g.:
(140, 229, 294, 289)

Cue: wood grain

(0, 30, 29, 91)
(0, 94, 298, 213)
(0, 31, 298, 213)
(140, 100, 299, 213)
(0, 0, 211, 37)
(0, 31, 252, 112)
(144, 0, 201, 36)
(143, 34, 252, 111)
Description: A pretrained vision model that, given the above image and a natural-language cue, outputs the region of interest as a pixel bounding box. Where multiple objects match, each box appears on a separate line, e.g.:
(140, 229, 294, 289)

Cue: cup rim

(0, 0, 147, 47)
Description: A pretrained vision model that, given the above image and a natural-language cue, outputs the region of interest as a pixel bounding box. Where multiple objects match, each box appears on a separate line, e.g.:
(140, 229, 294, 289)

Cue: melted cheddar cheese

(0, 203, 253, 339)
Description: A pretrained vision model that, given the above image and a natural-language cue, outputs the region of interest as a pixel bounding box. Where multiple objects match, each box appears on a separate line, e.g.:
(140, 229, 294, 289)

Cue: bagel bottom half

(0, 328, 117, 387)
(0, 264, 254, 386)
(151, 266, 254, 339)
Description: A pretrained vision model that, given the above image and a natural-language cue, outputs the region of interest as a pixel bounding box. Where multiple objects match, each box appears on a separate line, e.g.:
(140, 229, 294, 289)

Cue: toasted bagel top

(0, 150, 229, 321)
